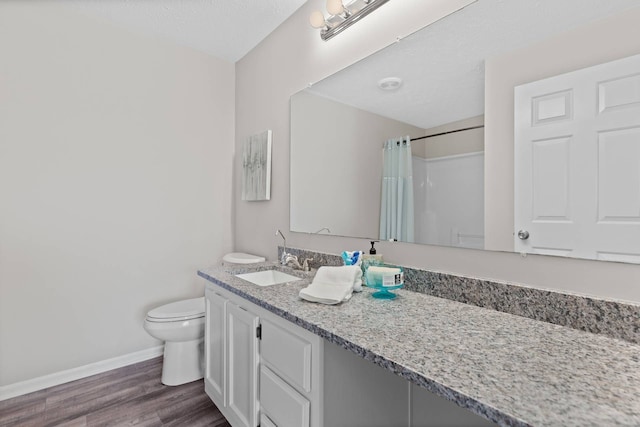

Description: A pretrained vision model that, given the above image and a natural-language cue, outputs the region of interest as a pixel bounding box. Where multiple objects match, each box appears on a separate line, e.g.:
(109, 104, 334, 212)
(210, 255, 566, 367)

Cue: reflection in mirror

(513, 53, 640, 263)
(290, 0, 640, 263)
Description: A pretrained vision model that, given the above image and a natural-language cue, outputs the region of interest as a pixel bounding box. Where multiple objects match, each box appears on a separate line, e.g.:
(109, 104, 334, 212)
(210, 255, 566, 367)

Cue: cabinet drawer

(261, 320, 312, 392)
(260, 367, 310, 427)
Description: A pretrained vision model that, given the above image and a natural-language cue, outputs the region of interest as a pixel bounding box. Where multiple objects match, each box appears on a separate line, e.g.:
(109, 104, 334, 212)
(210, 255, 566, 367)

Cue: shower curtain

(380, 136, 414, 243)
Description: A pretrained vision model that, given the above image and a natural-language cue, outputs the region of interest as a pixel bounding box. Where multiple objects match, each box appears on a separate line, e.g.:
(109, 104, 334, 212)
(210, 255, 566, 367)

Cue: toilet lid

(223, 252, 266, 264)
(146, 297, 205, 322)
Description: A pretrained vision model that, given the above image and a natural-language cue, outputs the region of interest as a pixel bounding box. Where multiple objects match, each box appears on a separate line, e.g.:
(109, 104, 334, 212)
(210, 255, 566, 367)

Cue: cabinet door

(204, 289, 227, 406)
(226, 302, 260, 427)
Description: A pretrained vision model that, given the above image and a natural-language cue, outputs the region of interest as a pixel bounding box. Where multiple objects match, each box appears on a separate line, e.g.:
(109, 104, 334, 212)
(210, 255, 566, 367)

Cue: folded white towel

(299, 282, 353, 305)
(313, 265, 363, 292)
(299, 266, 362, 305)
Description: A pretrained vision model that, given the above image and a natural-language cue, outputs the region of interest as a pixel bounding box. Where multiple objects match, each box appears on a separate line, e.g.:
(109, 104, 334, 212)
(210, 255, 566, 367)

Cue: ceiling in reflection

(307, 0, 639, 130)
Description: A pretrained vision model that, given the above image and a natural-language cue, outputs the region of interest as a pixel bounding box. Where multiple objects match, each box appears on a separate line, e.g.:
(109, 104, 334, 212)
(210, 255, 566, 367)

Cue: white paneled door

(515, 53, 640, 262)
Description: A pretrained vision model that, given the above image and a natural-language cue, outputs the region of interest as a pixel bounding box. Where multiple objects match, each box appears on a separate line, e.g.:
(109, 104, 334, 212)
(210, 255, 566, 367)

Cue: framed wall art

(242, 130, 272, 201)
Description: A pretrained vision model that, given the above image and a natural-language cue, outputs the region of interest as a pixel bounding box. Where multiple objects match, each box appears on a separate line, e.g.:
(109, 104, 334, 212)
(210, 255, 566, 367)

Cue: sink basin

(235, 269, 302, 287)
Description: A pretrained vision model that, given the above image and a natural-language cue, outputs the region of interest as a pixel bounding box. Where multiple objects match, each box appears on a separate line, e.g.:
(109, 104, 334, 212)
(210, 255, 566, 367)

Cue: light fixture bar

(320, 0, 391, 41)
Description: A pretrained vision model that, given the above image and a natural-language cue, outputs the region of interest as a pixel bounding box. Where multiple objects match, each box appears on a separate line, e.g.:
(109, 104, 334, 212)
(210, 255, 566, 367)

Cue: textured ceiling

(307, 0, 640, 130)
(65, 0, 307, 63)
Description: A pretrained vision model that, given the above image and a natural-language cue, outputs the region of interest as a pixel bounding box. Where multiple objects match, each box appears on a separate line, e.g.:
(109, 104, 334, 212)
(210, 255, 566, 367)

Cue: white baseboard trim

(0, 345, 164, 402)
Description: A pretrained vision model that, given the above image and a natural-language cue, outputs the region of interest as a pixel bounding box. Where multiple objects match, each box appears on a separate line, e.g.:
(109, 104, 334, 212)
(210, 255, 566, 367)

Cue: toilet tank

(222, 252, 266, 265)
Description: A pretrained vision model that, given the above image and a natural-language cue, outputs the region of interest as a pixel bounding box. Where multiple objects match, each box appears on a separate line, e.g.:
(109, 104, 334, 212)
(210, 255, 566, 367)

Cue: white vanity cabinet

(259, 315, 323, 427)
(204, 284, 323, 427)
(204, 288, 226, 406)
(226, 301, 260, 427)
(204, 288, 260, 427)
(204, 280, 495, 427)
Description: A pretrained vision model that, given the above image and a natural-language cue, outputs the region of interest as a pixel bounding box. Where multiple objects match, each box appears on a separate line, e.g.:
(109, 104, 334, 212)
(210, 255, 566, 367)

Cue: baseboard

(0, 345, 164, 401)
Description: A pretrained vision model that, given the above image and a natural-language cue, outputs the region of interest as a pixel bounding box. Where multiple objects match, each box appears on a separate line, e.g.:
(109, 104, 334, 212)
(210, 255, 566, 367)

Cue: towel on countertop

(299, 266, 363, 305)
(314, 265, 363, 292)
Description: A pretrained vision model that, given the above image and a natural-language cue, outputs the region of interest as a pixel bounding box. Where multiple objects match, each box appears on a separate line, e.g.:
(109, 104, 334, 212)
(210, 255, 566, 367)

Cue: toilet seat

(146, 297, 205, 323)
(223, 252, 266, 264)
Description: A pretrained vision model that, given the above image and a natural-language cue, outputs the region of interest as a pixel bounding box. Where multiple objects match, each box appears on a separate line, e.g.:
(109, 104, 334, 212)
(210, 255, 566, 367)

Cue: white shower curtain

(380, 136, 414, 243)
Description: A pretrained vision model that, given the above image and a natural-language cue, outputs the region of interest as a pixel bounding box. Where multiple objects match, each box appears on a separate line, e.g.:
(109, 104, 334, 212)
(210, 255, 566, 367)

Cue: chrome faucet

(276, 229, 313, 270)
(282, 254, 314, 271)
(276, 229, 288, 265)
(283, 253, 303, 269)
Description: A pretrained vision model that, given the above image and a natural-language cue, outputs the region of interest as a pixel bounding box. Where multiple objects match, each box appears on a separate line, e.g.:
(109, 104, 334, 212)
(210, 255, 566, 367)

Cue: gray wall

(0, 3, 235, 386)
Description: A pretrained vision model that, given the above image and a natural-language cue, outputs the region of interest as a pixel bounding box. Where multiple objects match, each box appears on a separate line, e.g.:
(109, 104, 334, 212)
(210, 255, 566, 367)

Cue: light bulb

(326, 0, 344, 15)
(309, 10, 326, 29)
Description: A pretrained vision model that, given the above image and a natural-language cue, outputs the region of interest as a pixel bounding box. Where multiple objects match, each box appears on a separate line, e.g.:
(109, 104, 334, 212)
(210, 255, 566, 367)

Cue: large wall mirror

(291, 0, 640, 264)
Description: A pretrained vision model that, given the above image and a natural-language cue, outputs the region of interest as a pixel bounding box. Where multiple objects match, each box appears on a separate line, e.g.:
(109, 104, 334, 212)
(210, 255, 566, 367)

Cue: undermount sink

(235, 269, 302, 287)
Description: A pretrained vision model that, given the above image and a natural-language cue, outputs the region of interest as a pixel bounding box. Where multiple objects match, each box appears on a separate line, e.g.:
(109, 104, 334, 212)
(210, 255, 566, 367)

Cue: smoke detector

(377, 77, 403, 91)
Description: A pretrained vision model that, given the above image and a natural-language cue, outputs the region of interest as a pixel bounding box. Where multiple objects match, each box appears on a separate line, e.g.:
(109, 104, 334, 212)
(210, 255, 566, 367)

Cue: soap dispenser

(369, 241, 384, 260)
(362, 241, 383, 274)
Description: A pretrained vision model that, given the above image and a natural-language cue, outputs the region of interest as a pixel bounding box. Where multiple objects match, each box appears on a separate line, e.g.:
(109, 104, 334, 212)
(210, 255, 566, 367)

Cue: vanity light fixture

(309, 0, 391, 41)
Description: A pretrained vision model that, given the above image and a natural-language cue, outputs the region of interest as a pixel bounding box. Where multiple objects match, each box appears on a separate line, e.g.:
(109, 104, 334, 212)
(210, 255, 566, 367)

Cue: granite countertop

(198, 262, 640, 427)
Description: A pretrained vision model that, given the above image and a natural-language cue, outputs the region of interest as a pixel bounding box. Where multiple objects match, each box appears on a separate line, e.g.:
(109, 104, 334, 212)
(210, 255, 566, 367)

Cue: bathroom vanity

(204, 279, 323, 427)
(199, 262, 640, 427)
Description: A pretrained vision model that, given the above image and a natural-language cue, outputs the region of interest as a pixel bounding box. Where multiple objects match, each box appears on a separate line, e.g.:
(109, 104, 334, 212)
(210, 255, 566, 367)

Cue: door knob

(517, 230, 530, 240)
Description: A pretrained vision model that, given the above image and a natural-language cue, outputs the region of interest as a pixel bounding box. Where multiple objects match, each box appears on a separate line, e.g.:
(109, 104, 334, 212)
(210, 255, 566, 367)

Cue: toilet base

(161, 338, 204, 386)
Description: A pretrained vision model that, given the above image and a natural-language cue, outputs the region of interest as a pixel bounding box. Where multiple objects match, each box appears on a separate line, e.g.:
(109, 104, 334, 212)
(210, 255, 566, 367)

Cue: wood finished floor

(0, 357, 231, 427)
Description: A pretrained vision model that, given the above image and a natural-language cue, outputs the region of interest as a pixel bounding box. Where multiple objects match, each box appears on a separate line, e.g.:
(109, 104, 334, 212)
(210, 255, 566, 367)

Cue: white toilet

(144, 297, 206, 386)
(144, 252, 265, 386)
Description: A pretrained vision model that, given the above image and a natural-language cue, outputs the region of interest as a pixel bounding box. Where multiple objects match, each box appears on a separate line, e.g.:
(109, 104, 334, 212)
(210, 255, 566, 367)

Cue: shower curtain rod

(410, 125, 484, 142)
